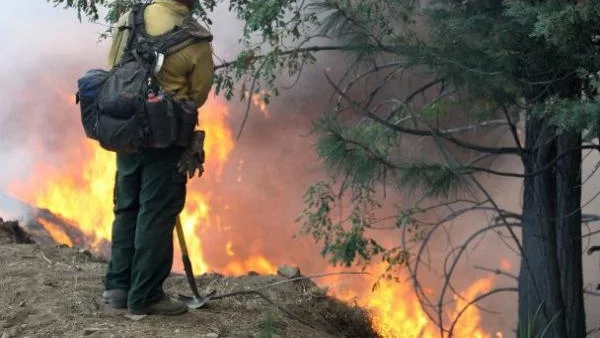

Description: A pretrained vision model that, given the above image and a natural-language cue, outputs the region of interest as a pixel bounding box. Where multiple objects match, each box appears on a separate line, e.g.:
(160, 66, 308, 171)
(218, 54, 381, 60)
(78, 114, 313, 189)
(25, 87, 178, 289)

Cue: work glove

(177, 130, 205, 179)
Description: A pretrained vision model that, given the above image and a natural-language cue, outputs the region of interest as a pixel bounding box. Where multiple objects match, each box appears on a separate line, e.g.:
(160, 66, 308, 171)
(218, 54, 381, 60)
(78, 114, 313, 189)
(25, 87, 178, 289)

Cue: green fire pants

(105, 146, 186, 310)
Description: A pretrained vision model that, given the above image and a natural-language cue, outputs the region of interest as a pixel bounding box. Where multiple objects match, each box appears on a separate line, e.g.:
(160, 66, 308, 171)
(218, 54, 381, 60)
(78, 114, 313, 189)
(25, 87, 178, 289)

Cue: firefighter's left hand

(177, 130, 205, 179)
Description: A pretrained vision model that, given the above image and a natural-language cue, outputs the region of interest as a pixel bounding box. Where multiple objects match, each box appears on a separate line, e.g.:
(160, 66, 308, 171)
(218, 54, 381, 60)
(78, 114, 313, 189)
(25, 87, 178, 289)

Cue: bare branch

(448, 288, 518, 337)
(466, 166, 525, 178)
(235, 60, 267, 140)
(474, 265, 518, 281)
(323, 72, 521, 155)
(214, 45, 351, 71)
(440, 222, 521, 332)
(207, 271, 369, 328)
(437, 119, 509, 135)
(213, 288, 316, 329)
(501, 105, 525, 156)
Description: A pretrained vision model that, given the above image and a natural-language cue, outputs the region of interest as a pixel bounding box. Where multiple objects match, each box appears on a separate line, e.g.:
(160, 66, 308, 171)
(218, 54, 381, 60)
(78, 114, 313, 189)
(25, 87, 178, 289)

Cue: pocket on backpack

(146, 95, 177, 148)
(97, 114, 141, 153)
(97, 63, 148, 119)
(98, 94, 139, 119)
(76, 69, 109, 140)
(79, 97, 100, 139)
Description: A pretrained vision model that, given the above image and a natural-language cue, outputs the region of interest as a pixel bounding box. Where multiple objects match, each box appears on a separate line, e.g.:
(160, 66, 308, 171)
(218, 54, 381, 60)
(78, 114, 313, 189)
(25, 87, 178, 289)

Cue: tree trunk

(518, 118, 585, 338)
(555, 132, 585, 338)
(519, 118, 567, 337)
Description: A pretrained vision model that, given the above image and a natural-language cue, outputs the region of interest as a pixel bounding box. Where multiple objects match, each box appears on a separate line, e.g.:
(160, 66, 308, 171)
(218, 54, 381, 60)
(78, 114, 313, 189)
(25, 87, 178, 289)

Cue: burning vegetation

(0, 90, 507, 337)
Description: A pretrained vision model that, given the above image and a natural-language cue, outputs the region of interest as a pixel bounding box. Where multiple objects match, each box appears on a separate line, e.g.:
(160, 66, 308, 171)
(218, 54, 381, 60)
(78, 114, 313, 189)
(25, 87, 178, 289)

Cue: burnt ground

(0, 219, 378, 338)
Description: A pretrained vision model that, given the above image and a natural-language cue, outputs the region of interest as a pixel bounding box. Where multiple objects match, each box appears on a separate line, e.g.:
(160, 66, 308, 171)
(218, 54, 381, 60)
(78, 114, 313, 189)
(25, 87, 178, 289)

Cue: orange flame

(449, 277, 493, 338)
(9, 97, 234, 266)
(251, 90, 269, 118)
(33, 142, 114, 248)
(37, 218, 73, 247)
(324, 264, 496, 338)
(199, 99, 234, 180)
(6, 94, 500, 337)
(225, 241, 235, 257)
(177, 190, 212, 275)
(222, 256, 277, 276)
(244, 90, 270, 118)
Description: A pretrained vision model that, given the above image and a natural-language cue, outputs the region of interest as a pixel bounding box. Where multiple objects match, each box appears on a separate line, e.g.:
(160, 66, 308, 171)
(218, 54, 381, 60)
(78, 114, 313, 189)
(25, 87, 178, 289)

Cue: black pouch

(146, 94, 177, 148)
(174, 100, 198, 147)
(97, 114, 141, 153)
(97, 62, 148, 119)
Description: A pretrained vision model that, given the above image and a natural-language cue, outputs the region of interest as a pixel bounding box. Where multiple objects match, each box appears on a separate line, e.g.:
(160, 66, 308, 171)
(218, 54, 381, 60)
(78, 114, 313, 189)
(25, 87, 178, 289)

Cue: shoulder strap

(120, 4, 213, 68)
(124, 3, 147, 53)
(144, 17, 213, 56)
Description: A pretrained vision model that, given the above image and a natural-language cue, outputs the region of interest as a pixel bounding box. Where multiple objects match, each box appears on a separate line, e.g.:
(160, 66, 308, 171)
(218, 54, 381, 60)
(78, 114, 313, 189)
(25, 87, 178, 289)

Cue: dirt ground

(0, 221, 378, 338)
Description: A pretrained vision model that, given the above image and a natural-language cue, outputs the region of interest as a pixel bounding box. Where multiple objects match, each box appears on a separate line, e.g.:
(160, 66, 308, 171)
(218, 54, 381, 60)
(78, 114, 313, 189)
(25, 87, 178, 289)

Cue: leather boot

(102, 289, 127, 309)
(128, 296, 188, 316)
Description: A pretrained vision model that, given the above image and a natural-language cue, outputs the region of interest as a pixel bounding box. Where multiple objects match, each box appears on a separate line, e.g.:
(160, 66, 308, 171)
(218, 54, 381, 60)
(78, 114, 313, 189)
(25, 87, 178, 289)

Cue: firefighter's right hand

(177, 130, 205, 179)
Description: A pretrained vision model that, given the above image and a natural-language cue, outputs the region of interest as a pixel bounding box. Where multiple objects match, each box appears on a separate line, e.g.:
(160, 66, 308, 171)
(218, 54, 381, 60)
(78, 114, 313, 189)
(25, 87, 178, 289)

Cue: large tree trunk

(519, 118, 567, 337)
(555, 131, 585, 338)
(518, 118, 585, 338)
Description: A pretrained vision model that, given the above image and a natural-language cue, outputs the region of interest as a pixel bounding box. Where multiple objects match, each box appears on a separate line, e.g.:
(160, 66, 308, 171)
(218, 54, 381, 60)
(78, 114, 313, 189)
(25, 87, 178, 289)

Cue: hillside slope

(0, 219, 378, 338)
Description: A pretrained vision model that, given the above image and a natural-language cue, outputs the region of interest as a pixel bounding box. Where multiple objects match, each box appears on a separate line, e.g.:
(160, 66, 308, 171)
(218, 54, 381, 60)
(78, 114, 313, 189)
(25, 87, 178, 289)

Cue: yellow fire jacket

(107, 0, 214, 107)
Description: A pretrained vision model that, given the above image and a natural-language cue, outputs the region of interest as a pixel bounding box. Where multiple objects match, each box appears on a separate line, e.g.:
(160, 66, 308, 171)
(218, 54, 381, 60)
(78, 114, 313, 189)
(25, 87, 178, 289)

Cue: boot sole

(103, 297, 127, 309)
(128, 306, 188, 316)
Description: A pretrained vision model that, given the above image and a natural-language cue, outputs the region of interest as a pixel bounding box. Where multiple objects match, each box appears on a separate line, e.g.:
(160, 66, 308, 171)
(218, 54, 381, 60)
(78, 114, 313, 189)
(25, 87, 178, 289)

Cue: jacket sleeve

(186, 41, 214, 107)
(107, 14, 130, 67)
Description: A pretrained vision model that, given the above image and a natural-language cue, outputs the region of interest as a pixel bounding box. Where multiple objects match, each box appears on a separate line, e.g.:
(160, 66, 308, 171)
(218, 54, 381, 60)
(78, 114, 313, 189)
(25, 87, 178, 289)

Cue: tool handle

(175, 216, 201, 298)
(175, 216, 190, 256)
(182, 254, 201, 298)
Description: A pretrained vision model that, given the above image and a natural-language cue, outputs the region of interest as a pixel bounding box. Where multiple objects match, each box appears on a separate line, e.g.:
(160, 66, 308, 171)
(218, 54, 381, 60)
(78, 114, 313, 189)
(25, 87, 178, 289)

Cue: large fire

(4, 95, 503, 337)
(323, 263, 498, 338)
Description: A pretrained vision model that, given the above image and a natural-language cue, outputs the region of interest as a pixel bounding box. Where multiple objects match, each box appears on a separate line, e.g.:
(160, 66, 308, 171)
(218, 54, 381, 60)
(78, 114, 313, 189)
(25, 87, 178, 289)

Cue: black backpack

(76, 3, 213, 153)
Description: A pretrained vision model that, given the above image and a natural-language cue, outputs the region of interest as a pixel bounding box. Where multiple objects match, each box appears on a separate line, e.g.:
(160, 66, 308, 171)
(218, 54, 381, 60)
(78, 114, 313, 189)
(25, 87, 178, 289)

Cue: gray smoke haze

(0, 3, 107, 222)
(0, 2, 241, 195)
(0, 1, 332, 270)
(2, 2, 600, 336)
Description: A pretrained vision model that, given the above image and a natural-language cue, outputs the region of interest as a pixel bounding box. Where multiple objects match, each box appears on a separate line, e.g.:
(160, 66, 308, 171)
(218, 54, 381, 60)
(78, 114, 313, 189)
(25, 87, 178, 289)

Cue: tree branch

(448, 288, 518, 337)
(209, 271, 369, 328)
(214, 45, 357, 71)
(324, 72, 521, 155)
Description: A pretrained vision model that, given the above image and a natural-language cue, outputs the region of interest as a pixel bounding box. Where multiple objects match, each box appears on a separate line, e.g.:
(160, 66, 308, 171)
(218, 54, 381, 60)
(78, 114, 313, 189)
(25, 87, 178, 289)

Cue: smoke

(0, 1, 333, 269)
(3, 2, 600, 335)
(0, 3, 519, 332)
(0, 3, 102, 183)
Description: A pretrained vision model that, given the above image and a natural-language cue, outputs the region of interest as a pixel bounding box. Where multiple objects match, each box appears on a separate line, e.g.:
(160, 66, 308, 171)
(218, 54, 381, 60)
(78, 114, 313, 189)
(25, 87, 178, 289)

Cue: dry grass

(0, 220, 378, 338)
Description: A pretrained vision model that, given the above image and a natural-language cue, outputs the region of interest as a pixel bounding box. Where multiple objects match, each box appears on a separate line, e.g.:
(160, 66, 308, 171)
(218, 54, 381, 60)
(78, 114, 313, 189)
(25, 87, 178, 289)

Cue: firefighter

(102, 0, 213, 316)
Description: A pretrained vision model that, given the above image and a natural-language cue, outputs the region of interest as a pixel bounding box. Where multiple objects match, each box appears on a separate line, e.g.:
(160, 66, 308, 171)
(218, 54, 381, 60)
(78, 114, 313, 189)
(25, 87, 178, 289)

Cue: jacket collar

(152, 0, 190, 16)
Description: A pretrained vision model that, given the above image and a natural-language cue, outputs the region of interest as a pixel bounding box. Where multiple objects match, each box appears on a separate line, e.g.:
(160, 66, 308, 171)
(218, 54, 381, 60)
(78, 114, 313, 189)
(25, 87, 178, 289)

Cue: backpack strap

(124, 3, 148, 53)
(167, 18, 213, 55)
(119, 3, 213, 71)
(143, 17, 213, 57)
